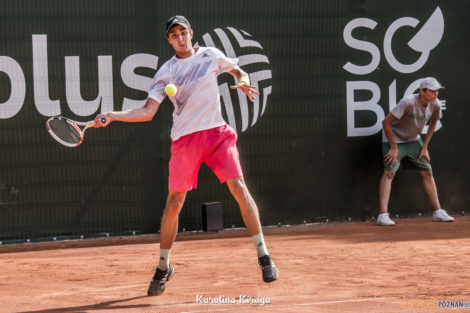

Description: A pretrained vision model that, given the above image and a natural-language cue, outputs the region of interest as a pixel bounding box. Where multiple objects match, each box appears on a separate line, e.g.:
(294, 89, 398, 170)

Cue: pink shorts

(168, 125, 243, 191)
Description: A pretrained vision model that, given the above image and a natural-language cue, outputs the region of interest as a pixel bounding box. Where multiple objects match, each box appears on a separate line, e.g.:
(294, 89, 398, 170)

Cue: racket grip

(100, 117, 106, 124)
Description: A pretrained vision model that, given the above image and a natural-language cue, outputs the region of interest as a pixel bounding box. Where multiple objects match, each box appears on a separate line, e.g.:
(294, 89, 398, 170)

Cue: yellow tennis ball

(165, 83, 177, 96)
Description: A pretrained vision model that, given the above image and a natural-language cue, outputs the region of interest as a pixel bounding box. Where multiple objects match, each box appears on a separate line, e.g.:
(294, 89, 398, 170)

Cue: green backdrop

(1, 0, 469, 241)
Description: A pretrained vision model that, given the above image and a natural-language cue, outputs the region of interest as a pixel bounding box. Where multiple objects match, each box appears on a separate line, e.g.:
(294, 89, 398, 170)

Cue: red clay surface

(1, 217, 469, 313)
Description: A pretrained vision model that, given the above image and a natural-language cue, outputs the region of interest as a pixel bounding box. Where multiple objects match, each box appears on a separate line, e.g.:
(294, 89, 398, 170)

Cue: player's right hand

(94, 113, 111, 128)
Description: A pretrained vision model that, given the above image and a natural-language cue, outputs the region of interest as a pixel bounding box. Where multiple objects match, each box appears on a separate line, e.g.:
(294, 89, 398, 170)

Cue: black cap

(166, 15, 191, 34)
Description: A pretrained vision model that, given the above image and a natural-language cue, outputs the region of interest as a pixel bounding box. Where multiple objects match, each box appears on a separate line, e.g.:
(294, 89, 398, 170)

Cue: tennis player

(94, 15, 279, 296)
(377, 77, 454, 226)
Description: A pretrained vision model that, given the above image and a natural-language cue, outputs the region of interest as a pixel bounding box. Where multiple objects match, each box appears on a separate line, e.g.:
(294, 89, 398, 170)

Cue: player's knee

(420, 169, 433, 179)
(229, 178, 250, 202)
(383, 170, 396, 180)
(165, 195, 185, 216)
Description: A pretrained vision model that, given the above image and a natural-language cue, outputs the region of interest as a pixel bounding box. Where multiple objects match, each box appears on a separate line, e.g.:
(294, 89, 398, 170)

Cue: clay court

(0, 217, 469, 313)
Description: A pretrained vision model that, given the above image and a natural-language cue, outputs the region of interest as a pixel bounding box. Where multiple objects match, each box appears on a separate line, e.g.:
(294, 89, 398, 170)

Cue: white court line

(180, 297, 394, 313)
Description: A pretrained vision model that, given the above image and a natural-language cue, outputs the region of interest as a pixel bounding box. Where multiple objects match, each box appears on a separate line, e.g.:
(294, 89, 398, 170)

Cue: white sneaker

(377, 213, 395, 226)
(432, 209, 454, 222)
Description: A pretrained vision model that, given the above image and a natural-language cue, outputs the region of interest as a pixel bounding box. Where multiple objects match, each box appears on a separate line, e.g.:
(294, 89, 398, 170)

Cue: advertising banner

(1, 0, 468, 240)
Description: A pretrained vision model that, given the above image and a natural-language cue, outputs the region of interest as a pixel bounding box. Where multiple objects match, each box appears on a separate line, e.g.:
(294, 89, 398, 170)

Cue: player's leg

(408, 139, 453, 222)
(204, 126, 264, 242)
(148, 131, 201, 296)
(202, 125, 260, 235)
(419, 170, 440, 211)
(226, 176, 262, 236)
(419, 169, 454, 222)
(148, 191, 186, 296)
(377, 142, 401, 225)
(379, 169, 396, 214)
(160, 191, 187, 249)
(226, 176, 279, 282)
(158, 131, 200, 264)
(204, 125, 279, 282)
(377, 170, 396, 225)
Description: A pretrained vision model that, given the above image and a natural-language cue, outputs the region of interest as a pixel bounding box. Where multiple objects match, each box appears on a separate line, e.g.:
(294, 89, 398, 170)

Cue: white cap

(419, 77, 444, 90)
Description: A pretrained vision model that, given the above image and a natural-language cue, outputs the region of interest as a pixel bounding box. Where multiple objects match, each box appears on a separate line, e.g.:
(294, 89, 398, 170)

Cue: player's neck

(175, 46, 196, 59)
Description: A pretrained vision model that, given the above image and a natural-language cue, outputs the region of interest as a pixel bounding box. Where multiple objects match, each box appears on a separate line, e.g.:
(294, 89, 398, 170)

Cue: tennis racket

(46, 116, 106, 147)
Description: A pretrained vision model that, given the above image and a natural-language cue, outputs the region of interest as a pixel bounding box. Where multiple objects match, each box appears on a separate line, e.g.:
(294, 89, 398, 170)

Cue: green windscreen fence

(1, 0, 469, 241)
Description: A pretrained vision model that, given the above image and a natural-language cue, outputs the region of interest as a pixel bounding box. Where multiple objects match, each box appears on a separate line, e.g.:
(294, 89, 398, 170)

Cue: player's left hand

(230, 83, 260, 102)
(418, 148, 431, 162)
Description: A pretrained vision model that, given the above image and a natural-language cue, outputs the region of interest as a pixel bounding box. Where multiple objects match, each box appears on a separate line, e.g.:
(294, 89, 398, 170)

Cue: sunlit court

(1, 218, 469, 312)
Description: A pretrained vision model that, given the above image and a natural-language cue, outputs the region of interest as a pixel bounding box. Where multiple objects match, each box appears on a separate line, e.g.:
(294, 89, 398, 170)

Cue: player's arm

(228, 66, 260, 102)
(382, 113, 399, 166)
(418, 117, 438, 162)
(94, 98, 161, 128)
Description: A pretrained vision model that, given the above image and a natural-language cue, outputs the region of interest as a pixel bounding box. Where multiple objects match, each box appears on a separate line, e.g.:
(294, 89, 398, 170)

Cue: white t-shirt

(382, 94, 443, 143)
(147, 46, 238, 140)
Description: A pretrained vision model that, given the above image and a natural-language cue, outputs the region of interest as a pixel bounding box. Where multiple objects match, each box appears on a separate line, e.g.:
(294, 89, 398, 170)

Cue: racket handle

(100, 117, 106, 124)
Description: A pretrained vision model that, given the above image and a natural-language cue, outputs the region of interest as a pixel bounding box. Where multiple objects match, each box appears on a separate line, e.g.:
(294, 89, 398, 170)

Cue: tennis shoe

(258, 255, 279, 283)
(377, 213, 395, 226)
(432, 209, 454, 222)
(147, 265, 174, 296)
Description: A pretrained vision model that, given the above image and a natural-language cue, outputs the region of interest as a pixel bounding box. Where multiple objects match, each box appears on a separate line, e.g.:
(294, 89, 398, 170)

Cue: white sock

(252, 233, 269, 258)
(157, 249, 171, 270)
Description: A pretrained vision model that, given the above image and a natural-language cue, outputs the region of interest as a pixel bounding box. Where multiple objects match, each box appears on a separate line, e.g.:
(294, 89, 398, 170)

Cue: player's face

(167, 25, 194, 58)
(420, 88, 439, 102)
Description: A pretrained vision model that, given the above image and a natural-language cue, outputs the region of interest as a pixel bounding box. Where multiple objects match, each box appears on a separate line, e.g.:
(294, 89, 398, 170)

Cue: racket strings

(48, 119, 81, 145)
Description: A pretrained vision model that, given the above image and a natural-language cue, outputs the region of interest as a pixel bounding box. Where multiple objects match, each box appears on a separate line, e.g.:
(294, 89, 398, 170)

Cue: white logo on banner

(0, 29, 271, 131)
(198, 27, 272, 132)
(0, 34, 159, 119)
(343, 7, 445, 137)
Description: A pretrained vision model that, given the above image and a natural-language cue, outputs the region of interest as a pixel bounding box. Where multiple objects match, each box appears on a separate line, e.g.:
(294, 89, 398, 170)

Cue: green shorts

(382, 138, 432, 171)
